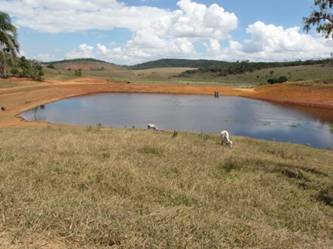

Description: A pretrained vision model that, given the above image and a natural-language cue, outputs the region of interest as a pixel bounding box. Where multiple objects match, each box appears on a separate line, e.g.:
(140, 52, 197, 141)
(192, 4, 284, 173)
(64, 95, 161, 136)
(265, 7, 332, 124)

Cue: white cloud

(96, 43, 109, 55)
(3, 0, 238, 63)
(3, 0, 333, 64)
(1, 0, 237, 38)
(66, 43, 94, 59)
(65, 21, 333, 64)
(1, 0, 166, 33)
(171, 0, 238, 39)
(215, 22, 333, 62)
(205, 39, 221, 53)
(242, 22, 330, 54)
(67, 38, 196, 65)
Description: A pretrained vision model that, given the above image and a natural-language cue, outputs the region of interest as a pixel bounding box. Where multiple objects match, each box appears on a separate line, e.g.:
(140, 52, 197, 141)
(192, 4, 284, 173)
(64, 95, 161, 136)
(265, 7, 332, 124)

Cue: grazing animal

(147, 123, 158, 130)
(220, 130, 233, 148)
(1, 106, 5, 111)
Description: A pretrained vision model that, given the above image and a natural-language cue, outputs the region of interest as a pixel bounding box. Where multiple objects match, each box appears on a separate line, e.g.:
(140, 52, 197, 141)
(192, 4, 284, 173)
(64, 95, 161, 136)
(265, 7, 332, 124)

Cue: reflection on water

(21, 93, 333, 149)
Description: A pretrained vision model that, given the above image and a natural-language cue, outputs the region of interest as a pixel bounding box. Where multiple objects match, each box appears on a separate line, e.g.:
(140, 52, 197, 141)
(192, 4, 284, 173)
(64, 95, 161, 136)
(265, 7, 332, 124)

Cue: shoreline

(1, 78, 333, 127)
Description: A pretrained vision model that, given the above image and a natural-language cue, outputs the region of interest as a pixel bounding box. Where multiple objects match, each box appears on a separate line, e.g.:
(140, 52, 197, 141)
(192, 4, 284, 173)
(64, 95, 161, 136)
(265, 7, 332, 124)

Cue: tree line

(178, 59, 331, 78)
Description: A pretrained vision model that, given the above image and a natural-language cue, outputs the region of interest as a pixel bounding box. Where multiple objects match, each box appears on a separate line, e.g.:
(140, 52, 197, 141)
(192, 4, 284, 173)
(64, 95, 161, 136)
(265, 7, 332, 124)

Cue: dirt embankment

(248, 84, 333, 109)
(0, 77, 333, 127)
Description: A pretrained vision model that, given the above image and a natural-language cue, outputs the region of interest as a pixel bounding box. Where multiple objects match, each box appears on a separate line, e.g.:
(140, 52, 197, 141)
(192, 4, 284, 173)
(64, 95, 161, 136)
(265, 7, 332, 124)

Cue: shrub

(10, 67, 19, 75)
(30, 62, 44, 81)
(9, 57, 44, 81)
(267, 76, 288, 84)
(74, 69, 82, 77)
(47, 64, 55, 69)
(316, 186, 333, 206)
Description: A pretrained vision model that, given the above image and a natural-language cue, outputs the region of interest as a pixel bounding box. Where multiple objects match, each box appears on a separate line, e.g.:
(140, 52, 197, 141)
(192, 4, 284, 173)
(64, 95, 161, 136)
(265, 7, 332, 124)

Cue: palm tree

(0, 11, 19, 78)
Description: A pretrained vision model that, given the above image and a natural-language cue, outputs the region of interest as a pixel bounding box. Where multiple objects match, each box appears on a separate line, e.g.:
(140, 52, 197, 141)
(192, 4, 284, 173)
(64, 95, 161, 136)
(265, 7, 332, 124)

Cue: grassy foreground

(0, 126, 332, 248)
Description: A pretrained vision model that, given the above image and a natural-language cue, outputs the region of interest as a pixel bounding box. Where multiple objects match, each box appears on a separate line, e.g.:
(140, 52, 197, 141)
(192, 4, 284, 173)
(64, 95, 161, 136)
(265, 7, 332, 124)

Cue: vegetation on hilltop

(176, 62, 333, 85)
(178, 59, 332, 77)
(131, 58, 332, 70)
(44, 58, 111, 65)
(41, 58, 129, 81)
(129, 58, 333, 85)
(130, 58, 223, 69)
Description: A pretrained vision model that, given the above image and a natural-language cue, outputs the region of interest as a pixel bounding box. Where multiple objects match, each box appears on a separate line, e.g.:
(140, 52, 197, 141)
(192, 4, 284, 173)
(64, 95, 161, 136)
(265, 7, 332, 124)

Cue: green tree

(304, 0, 333, 38)
(0, 11, 19, 78)
(30, 61, 44, 81)
(74, 68, 82, 77)
(17, 56, 30, 77)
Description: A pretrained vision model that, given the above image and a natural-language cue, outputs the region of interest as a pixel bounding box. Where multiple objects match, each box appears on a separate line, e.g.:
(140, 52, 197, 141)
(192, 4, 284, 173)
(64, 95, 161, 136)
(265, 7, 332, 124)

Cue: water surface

(21, 93, 333, 149)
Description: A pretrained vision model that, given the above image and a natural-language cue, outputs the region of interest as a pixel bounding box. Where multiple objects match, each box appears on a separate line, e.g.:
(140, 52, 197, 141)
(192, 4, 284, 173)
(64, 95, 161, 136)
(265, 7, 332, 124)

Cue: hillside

(40, 58, 333, 86)
(0, 126, 332, 248)
(177, 63, 333, 85)
(43, 58, 132, 81)
(44, 58, 122, 71)
(128, 58, 333, 86)
(131, 58, 331, 70)
(42, 58, 193, 83)
(130, 58, 222, 69)
(45, 58, 109, 64)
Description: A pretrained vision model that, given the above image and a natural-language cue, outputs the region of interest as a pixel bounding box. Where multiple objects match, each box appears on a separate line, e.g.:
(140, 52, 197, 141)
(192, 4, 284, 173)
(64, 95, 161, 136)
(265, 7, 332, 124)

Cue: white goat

(147, 123, 158, 130)
(220, 130, 233, 148)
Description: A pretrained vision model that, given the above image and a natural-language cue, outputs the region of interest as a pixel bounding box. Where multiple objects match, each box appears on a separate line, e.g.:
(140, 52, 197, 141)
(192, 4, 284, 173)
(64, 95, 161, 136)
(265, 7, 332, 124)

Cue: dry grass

(43, 65, 194, 84)
(0, 126, 332, 248)
(177, 64, 333, 86)
(42, 63, 333, 88)
(130, 67, 195, 83)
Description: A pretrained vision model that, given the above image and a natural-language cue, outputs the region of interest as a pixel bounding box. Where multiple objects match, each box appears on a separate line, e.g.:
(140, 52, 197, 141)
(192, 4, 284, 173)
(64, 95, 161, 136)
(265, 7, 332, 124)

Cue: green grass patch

(137, 145, 163, 156)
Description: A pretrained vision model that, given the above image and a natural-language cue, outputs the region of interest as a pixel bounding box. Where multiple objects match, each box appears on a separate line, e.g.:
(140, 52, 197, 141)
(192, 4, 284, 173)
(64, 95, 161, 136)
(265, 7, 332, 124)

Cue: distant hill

(41, 57, 333, 85)
(42, 58, 133, 81)
(130, 59, 225, 69)
(131, 58, 332, 81)
(43, 58, 123, 71)
(131, 58, 331, 70)
(44, 58, 110, 64)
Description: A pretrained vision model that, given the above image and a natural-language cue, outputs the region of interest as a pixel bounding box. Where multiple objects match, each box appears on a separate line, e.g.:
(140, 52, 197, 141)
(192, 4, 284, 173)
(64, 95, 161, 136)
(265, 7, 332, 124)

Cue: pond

(21, 93, 333, 149)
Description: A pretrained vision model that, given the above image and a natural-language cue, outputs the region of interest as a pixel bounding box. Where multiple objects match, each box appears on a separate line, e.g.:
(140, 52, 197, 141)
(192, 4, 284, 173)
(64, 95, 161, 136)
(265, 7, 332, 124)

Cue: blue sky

(1, 0, 332, 64)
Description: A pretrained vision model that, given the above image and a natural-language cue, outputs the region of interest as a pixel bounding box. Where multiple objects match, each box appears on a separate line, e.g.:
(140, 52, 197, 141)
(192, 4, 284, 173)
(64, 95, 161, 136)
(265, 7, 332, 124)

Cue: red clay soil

(0, 77, 333, 127)
(249, 84, 333, 109)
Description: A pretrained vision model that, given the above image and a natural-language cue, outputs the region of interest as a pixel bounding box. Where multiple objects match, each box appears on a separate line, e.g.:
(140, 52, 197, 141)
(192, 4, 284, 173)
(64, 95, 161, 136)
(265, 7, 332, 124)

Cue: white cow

(147, 123, 158, 130)
(220, 130, 233, 148)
